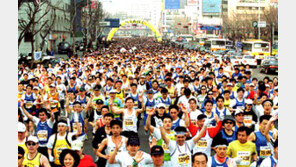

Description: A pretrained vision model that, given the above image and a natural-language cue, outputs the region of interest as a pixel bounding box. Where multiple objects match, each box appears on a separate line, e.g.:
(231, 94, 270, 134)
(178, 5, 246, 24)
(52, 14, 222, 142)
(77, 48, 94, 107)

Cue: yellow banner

(107, 19, 162, 42)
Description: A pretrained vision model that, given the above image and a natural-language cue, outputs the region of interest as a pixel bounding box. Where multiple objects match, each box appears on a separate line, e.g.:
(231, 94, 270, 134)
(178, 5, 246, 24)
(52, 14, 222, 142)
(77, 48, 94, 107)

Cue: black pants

(38, 146, 48, 158)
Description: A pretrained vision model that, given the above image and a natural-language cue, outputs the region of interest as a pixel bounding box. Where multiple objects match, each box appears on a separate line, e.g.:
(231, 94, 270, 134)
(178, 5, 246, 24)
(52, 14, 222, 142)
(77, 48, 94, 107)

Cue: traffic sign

(258, 21, 266, 28)
(252, 21, 258, 28)
(99, 22, 110, 26)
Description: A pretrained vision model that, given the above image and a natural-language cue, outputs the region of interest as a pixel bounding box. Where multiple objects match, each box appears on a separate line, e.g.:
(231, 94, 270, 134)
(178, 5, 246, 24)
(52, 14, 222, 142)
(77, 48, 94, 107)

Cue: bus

(204, 38, 227, 51)
(195, 37, 208, 46)
(242, 39, 270, 59)
(178, 34, 195, 43)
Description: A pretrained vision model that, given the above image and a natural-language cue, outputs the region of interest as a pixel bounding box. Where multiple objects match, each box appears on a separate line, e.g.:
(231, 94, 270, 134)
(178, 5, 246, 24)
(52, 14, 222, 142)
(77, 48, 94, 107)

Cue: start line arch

(107, 19, 162, 42)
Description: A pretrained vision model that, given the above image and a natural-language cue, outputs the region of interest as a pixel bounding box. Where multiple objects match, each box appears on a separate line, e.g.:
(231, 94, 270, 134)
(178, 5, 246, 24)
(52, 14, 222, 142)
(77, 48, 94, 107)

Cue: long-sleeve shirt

(187, 113, 223, 138)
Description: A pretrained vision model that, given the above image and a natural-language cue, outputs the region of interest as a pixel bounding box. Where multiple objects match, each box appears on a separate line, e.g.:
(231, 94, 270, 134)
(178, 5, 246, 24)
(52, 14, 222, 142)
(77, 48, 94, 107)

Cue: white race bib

(237, 151, 251, 165)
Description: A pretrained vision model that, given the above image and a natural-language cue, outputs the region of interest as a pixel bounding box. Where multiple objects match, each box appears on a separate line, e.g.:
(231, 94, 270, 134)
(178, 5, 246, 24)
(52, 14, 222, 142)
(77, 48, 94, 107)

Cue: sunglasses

(27, 142, 37, 146)
(225, 122, 233, 124)
(18, 156, 23, 159)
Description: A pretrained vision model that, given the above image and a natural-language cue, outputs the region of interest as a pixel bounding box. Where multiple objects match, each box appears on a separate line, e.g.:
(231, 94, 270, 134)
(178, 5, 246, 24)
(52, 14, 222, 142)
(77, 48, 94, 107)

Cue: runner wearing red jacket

(187, 113, 223, 158)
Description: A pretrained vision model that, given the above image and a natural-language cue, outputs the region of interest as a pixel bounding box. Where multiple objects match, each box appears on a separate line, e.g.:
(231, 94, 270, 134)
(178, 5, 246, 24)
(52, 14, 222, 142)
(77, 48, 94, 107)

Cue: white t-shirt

(188, 110, 203, 125)
(177, 95, 199, 109)
(114, 151, 153, 166)
(168, 139, 195, 167)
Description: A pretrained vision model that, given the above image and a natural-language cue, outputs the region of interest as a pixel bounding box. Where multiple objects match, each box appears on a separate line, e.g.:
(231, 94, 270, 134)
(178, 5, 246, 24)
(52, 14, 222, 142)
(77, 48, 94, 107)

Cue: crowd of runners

(18, 38, 278, 167)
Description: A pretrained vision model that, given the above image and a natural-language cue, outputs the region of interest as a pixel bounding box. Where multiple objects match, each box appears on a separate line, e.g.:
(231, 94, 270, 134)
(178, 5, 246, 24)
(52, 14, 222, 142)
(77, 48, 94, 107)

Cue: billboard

(202, 0, 221, 13)
(165, 0, 180, 9)
(187, 0, 198, 6)
(104, 19, 120, 28)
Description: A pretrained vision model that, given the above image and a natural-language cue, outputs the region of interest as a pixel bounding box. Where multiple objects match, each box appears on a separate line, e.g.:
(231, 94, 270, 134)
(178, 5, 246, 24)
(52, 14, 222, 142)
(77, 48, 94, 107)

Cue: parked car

(58, 42, 72, 54)
(241, 55, 257, 67)
(259, 59, 278, 74)
(230, 55, 242, 66)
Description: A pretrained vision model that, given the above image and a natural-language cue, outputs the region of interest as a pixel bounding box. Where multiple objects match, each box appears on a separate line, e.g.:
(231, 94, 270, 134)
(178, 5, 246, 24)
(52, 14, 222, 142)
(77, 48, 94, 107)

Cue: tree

(64, 0, 89, 55)
(39, 8, 57, 52)
(18, 0, 52, 54)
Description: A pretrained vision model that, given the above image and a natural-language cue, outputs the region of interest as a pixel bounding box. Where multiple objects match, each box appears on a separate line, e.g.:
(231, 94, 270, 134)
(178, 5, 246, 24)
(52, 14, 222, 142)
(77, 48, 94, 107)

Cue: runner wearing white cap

(18, 122, 28, 154)
(23, 136, 51, 167)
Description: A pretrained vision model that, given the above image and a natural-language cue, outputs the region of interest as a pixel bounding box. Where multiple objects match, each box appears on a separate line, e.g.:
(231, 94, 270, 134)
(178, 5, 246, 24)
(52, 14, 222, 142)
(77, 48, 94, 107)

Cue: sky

(100, 0, 161, 14)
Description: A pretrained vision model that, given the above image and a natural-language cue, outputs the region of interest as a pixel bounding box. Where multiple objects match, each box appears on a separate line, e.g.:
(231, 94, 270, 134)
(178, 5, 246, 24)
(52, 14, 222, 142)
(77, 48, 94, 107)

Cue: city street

(17, 0, 279, 166)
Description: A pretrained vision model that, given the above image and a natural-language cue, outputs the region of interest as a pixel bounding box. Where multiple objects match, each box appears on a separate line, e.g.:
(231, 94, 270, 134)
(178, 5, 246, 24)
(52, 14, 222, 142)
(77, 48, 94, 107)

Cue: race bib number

(162, 143, 169, 151)
(178, 153, 190, 165)
(260, 146, 271, 158)
(25, 101, 33, 108)
(134, 101, 138, 107)
(196, 139, 208, 148)
(37, 130, 48, 141)
(124, 119, 133, 126)
(237, 151, 250, 165)
(146, 106, 152, 111)
(191, 119, 197, 126)
(237, 106, 245, 110)
(244, 115, 253, 127)
(50, 100, 58, 108)
(56, 146, 68, 162)
(73, 123, 83, 132)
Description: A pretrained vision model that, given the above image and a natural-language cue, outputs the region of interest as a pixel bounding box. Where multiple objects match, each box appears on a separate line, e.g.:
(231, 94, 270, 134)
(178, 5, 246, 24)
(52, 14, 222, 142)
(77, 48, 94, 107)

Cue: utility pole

(258, 0, 261, 39)
(271, 22, 274, 55)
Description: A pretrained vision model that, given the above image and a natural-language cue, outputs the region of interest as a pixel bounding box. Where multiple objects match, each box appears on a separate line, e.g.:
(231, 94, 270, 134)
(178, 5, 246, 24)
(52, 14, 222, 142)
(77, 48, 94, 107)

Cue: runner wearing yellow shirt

(227, 126, 257, 167)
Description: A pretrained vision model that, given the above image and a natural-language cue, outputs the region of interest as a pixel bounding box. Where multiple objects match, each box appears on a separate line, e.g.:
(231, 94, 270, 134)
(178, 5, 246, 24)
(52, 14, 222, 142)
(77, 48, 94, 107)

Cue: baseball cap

(18, 122, 26, 132)
(249, 83, 255, 87)
(49, 83, 56, 87)
(265, 84, 270, 88)
(245, 99, 253, 105)
(96, 99, 104, 105)
(33, 86, 39, 90)
(227, 83, 233, 86)
(79, 87, 85, 92)
(26, 136, 38, 143)
(71, 140, 83, 151)
(234, 108, 244, 116)
(157, 103, 166, 109)
(110, 89, 117, 94)
(140, 75, 146, 78)
(150, 145, 164, 156)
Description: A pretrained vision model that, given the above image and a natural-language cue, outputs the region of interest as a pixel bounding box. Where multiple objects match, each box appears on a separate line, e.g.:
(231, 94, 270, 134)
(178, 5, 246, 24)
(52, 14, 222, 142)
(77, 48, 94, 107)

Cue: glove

(49, 155, 54, 162)
(155, 118, 163, 127)
(204, 118, 214, 127)
(233, 157, 242, 163)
